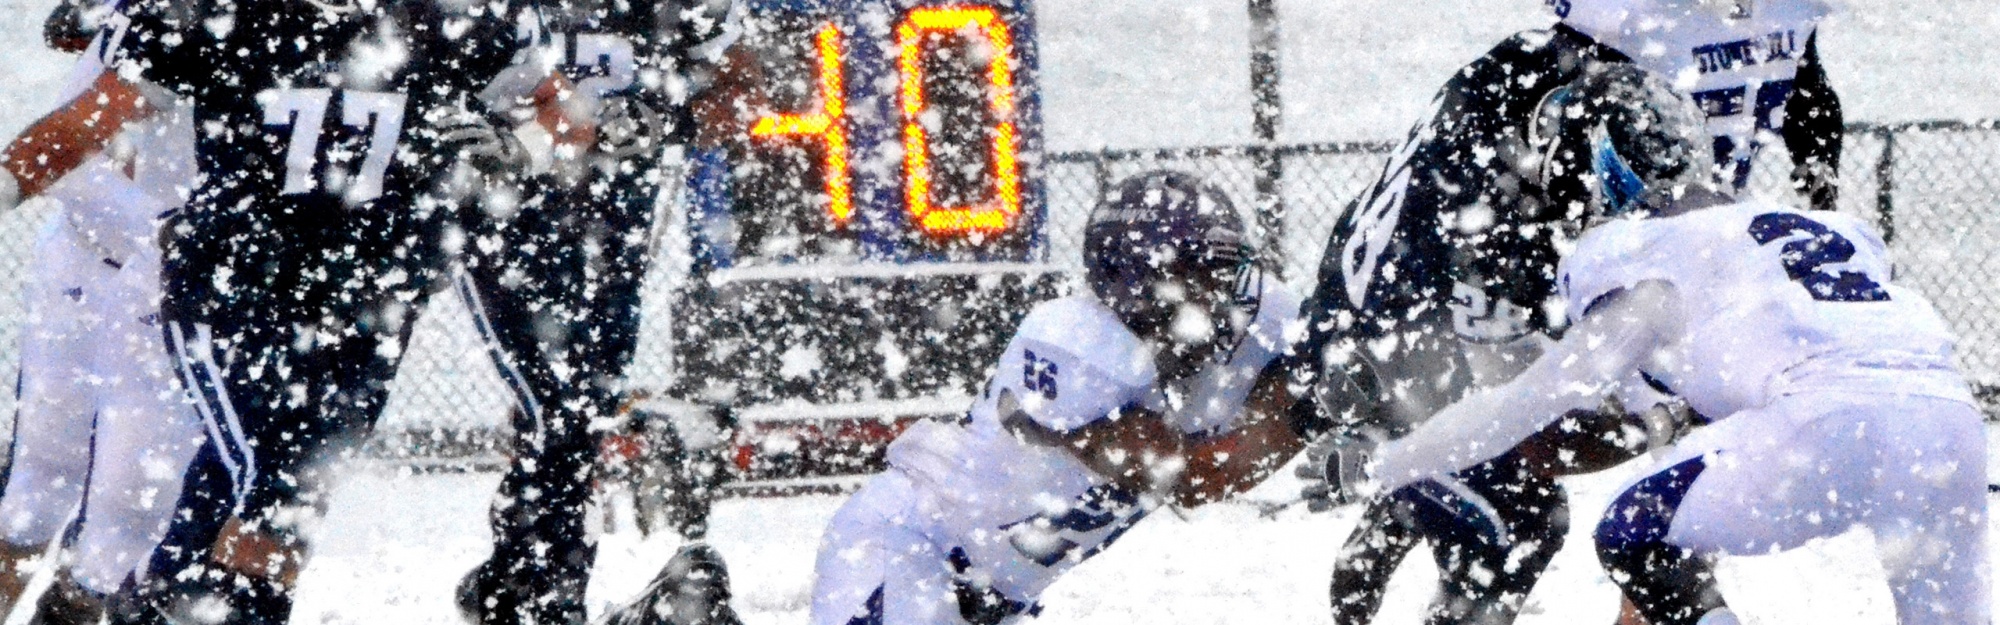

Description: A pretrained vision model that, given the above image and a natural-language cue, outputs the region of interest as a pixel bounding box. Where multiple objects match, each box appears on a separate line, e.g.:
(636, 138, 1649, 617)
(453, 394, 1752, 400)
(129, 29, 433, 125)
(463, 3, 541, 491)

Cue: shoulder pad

(1559, 215, 1676, 318)
(1012, 297, 1154, 387)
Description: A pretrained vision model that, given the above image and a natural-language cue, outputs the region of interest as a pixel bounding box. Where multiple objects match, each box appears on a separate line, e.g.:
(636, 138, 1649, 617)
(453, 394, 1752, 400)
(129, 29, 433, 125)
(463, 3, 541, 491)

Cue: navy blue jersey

(106, 0, 536, 313)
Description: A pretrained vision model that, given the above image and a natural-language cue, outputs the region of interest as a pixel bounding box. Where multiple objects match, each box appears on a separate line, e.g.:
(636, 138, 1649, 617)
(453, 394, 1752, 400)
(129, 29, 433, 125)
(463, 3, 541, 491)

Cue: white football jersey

(1559, 200, 1973, 422)
(884, 280, 1299, 600)
(51, 9, 196, 260)
(1556, 0, 1830, 187)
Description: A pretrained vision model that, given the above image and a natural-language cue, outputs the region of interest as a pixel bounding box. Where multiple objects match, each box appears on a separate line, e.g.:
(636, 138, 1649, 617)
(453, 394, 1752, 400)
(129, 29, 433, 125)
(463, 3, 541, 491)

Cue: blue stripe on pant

(1594, 456, 1720, 625)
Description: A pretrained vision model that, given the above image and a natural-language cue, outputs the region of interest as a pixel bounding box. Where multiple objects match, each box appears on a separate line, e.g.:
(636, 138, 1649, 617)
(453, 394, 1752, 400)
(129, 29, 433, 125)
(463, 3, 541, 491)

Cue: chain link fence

(1042, 120, 2000, 413)
(0, 120, 1990, 451)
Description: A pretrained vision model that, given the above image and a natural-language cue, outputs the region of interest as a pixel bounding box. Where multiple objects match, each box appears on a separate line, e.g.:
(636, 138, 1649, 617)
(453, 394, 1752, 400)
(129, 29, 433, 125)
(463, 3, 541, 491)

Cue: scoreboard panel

(668, 0, 1057, 482)
(691, 0, 1046, 268)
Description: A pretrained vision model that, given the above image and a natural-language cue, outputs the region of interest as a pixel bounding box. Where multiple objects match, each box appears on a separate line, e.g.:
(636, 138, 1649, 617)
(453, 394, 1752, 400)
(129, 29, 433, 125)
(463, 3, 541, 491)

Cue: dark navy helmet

(1528, 63, 1714, 221)
(1084, 170, 1260, 377)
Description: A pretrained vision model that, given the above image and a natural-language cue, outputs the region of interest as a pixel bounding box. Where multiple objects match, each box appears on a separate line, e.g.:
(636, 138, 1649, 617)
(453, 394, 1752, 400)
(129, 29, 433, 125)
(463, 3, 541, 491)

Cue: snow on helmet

(1528, 63, 1714, 221)
(1083, 170, 1261, 378)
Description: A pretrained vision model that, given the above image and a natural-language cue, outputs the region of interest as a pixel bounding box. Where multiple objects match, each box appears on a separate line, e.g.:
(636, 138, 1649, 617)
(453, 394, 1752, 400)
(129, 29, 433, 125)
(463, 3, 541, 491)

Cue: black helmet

(1528, 63, 1715, 221)
(1083, 170, 1260, 378)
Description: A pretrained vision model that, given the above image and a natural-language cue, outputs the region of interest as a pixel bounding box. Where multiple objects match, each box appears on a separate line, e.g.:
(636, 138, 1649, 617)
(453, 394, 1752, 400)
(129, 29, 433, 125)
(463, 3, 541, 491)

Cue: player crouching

(1353, 66, 1988, 625)
(603, 170, 1328, 625)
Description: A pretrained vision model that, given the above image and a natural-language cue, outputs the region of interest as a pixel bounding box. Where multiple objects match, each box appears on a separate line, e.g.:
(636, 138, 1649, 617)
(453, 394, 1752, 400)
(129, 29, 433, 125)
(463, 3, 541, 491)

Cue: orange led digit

(897, 6, 1022, 237)
(750, 23, 853, 226)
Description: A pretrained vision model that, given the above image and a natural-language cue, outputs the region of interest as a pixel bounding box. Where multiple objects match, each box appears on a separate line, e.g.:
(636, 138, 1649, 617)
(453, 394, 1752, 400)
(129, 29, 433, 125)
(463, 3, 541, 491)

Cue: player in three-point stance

(0, 12, 202, 623)
(0, 0, 575, 620)
(1285, 0, 1844, 621)
(450, 1, 743, 623)
(1358, 65, 1987, 625)
(596, 170, 1341, 625)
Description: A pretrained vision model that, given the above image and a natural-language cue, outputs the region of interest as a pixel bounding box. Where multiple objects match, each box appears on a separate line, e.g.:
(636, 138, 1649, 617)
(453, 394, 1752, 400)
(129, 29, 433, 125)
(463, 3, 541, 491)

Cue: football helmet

(1083, 170, 1261, 378)
(1528, 63, 1714, 222)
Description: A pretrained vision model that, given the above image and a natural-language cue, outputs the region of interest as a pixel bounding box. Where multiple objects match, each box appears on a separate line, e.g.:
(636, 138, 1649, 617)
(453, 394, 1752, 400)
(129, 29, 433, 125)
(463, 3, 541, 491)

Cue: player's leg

(454, 211, 613, 623)
(807, 471, 961, 625)
(106, 277, 422, 624)
(49, 250, 203, 623)
(1851, 396, 1987, 625)
(1597, 395, 1971, 625)
(1593, 454, 1724, 625)
(457, 173, 665, 624)
(453, 262, 600, 625)
(1328, 491, 1422, 623)
(0, 214, 119, 612)
(1406, 455, 1568, 625)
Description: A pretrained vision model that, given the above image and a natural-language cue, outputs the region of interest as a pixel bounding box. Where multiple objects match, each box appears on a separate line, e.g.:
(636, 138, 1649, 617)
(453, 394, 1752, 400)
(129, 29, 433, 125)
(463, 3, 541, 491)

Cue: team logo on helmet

(1527, 63, 1713, 221)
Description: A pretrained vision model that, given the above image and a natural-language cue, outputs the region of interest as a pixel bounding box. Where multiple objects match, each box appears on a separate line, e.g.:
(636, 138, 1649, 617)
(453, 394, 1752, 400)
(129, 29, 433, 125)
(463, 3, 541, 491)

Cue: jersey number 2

(1747, 212, 1890, 303)
(260, 88, 408, 203)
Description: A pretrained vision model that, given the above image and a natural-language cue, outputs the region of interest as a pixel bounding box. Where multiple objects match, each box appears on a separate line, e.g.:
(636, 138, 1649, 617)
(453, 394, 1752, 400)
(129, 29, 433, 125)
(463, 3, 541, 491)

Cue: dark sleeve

(108, 0, 211, 96)
(1783, 32, 1843, 212)
(453, 4, 542, 96)
(1435, 27, 1617, 340)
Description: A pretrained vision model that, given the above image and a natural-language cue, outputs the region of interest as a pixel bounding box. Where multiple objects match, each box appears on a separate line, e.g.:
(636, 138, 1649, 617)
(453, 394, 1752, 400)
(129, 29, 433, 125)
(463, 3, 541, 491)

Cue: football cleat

(600, 545, 741, 625)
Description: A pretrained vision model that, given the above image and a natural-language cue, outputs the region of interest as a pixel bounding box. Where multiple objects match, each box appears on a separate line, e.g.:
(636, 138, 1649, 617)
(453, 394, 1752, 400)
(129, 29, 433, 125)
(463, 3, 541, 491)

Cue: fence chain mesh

(0, 122, 1990, 449)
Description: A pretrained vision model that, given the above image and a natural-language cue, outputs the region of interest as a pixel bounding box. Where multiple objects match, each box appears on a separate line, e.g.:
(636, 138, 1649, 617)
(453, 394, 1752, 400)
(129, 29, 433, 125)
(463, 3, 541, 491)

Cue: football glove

(434, 107, 527, 176)
(1295, 428, 1382, 512)
(596, 94, 671, 160)
(1631, 397, 1699, 452)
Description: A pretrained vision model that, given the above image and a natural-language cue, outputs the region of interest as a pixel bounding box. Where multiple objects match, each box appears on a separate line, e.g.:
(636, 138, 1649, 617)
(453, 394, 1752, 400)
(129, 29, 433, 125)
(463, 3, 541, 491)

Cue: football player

(596, 170, 1336, 625)
(1287, 0, 1843, 621)
(450, 1, 744, 623)
(0, 13, 202, 623)
(0, 0, 575, 621)
(1358, 65, 1986, 625)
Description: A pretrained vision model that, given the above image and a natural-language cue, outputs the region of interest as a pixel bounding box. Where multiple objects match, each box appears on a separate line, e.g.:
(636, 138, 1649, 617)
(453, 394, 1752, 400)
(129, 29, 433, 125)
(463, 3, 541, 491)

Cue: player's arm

(1369, 279, 1684, 493)
(1172, 363, 1308, 507)
(1004, 363, 1307, 509)
(1784, 32, 1843, 212)
(0, 69, 157, 209)
(1003, 403, 1190, 499)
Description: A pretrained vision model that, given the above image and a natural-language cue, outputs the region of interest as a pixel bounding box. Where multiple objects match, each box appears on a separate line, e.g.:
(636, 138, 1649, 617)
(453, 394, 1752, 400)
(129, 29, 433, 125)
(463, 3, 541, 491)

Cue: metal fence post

(1874, 126, 1898, 243)
(1247, 0, 1285, 276)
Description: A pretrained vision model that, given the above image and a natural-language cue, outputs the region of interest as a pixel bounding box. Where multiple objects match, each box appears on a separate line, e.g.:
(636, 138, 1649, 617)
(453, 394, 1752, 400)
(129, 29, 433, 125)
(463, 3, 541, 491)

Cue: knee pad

(1593, 457, 1722, 625)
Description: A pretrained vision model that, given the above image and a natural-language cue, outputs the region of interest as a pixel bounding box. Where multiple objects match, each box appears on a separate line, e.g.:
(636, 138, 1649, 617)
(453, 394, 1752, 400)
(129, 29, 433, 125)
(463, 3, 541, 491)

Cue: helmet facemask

(1084, 171, 1263, 381)
(1527, 63, 1716, 226)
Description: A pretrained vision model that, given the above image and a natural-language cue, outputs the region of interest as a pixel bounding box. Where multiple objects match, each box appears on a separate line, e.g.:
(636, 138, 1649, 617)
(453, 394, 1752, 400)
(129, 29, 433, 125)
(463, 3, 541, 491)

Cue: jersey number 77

(259, 88, 408, 203)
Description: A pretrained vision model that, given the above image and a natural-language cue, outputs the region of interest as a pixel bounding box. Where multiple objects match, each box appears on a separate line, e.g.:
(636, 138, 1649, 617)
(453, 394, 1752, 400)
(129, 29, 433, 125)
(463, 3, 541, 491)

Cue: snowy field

(265, 425, 2000, 625)
(0, 0, 1997, 623)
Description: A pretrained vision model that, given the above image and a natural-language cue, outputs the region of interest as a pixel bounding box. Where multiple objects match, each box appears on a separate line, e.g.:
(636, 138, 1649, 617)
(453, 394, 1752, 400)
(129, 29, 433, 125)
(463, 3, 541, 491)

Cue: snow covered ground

(263, 424, 2000, 625)
(0, 1, 1996, 623)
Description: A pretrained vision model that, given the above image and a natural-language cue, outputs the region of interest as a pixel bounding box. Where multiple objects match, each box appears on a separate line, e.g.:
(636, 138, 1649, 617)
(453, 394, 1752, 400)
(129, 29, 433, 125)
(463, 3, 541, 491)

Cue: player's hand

(1632, 398, 1699, 452)
(435, 109, 526, 176)
(596, 95, 670, 159)
(1295, 430, 1381, 512)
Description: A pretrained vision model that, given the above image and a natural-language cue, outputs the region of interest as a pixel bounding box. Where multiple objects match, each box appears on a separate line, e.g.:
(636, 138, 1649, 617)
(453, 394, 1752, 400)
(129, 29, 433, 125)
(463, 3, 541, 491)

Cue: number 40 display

(750, 5, 1029, 239)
